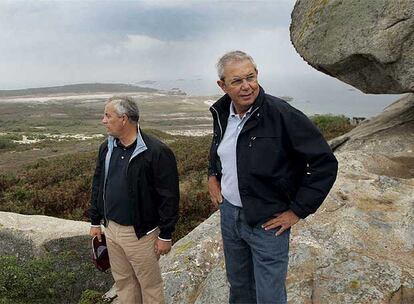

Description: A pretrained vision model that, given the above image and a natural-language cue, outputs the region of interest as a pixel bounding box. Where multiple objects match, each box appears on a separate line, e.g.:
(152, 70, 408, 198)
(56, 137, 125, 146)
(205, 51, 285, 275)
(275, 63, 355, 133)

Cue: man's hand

(155, 239, 171, 256)
(90, 226, 102, 241)
(208, 175, 223, 207)
(262, 209, 300, 236)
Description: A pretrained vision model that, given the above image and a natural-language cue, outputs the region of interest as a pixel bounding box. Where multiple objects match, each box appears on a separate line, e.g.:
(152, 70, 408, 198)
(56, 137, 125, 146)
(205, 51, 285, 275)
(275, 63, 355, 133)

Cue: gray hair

(106, 96, 140, 123)
(216, 50, 258, 80)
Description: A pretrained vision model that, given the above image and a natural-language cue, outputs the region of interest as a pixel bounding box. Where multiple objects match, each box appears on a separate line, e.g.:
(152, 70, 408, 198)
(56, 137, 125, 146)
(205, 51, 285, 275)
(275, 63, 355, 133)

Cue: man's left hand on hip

(262, 209, 300, 236)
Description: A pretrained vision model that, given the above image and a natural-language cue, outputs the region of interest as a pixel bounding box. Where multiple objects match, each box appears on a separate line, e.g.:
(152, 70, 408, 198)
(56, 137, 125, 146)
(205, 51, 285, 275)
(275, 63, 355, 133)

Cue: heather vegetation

(0, 130, 213, 242)
(0, 115, 353, 240)
(0, 251, 110, 304)
(0, 255, 109, 304)
(0, 138, 16, 150)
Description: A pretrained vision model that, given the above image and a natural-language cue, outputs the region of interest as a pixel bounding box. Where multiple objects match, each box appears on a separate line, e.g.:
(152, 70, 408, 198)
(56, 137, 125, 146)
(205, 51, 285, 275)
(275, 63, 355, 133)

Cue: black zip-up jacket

(208, 87, 338, 225)
(89, 131, 179, 240)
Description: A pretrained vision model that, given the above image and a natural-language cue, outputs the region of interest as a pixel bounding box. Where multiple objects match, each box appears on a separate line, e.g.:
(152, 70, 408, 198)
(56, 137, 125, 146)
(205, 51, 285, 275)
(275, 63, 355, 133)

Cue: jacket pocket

(247, 135, 285, 177)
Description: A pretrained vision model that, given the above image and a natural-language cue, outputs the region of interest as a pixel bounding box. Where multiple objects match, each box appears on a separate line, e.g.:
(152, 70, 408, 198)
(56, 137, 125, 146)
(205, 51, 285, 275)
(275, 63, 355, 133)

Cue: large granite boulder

(290, 0, 414, 94)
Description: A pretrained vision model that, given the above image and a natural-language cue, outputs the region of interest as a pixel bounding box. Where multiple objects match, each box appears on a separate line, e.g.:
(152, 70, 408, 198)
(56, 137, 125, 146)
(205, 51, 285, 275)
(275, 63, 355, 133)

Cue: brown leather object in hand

(91, 234, 110, 272)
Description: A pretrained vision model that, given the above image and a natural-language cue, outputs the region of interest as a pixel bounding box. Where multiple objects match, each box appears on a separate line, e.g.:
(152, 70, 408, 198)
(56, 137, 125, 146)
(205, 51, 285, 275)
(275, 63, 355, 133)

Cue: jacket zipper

(102, 144, 112, 226)
(242, 107, 261, 148)
(249, 107, 260, 148)
(126, 151, 139, 175)
(248, 136, 257, 147)
(211, 106, 223, 142)
(247, 106, 261, 123)
(103, 174, 108, 225)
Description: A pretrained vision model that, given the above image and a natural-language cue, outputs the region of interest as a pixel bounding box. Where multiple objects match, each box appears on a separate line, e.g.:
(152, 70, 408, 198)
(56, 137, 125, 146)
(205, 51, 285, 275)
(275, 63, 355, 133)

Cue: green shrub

(169, 135, 211, 176)
(0, 152, 95, 219)
(0, 138, 16, 150)
(0, 253, 77, 302)
(0, 250, 111, 304)
(174, 171, 215, 242)
(311, 114, 355, 140)
(0, 174, 17, 193)
(78, 290, 106, 304)
(0, 134, 20, 141)
(8, 186, 32, 202)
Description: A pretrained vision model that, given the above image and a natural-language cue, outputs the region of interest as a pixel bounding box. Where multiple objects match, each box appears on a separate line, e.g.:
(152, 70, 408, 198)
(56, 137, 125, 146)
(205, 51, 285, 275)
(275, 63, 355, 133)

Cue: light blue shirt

(217, 103, 252, 207)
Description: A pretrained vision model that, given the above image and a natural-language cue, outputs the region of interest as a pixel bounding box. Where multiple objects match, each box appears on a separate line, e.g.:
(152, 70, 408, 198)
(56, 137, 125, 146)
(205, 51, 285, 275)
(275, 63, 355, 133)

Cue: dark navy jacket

(208, 87, 338, 225)
(89, 131, 179, 240)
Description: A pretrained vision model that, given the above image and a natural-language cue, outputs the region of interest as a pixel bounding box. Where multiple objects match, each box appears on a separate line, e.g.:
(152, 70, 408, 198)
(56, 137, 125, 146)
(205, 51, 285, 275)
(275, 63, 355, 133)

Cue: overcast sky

(0, 0, 299, 87)
(0, 0, 400, 116)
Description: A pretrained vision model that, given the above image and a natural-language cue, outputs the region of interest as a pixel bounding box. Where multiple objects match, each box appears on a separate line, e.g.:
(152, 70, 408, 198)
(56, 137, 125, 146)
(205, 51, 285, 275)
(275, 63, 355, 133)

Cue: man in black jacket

(208, 51, 338, 304)
(89, 96, 179, 304)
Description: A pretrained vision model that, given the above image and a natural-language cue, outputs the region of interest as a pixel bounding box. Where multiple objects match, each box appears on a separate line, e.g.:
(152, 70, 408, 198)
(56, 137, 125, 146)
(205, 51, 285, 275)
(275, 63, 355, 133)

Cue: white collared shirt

(217, 103, 252, 207)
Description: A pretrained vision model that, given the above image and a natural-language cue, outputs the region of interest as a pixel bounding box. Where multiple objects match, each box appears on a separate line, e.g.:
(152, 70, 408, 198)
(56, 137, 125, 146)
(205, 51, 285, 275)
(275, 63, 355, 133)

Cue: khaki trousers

(106, 220, 165, 304)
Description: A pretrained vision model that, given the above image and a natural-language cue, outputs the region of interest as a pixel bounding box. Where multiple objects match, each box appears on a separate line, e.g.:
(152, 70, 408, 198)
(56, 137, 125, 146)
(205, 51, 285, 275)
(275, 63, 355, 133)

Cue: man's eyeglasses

(226, 74, 257, 88)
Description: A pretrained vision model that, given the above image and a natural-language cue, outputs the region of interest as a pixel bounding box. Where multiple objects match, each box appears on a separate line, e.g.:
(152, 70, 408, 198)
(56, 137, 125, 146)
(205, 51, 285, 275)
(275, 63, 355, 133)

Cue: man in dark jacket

(208, 51, 338, 304)
(89, 96, 179, 304)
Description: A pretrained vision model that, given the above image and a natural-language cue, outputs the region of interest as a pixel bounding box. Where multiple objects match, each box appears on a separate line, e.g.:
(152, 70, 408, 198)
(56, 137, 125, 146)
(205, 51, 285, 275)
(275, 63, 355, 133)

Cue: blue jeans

(220, 199, 290, 304)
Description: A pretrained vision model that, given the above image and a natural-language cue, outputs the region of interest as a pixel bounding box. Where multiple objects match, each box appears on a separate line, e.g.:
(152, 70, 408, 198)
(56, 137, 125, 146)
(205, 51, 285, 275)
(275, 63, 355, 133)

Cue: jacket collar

(104, 128, 148, 183)
(107, 127, 148, 161)
(210, 85, 265, 115)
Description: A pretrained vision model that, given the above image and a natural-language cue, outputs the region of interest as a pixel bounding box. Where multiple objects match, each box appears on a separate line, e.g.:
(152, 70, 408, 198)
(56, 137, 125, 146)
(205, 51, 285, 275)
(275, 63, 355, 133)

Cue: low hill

(0, 83, 158, 97)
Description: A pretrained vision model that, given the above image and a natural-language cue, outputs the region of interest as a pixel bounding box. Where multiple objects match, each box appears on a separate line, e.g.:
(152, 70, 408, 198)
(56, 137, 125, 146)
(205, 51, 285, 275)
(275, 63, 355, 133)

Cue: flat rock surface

(0, 211, 90, 258)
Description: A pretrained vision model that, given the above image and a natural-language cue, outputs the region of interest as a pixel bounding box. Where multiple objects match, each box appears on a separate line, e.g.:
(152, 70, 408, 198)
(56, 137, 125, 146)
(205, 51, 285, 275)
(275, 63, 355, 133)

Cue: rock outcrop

(0, 211, 91, 260)
(290, 0, 414, 94)
(330, 93, 414, 186)
(289, 6, 414, 300)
